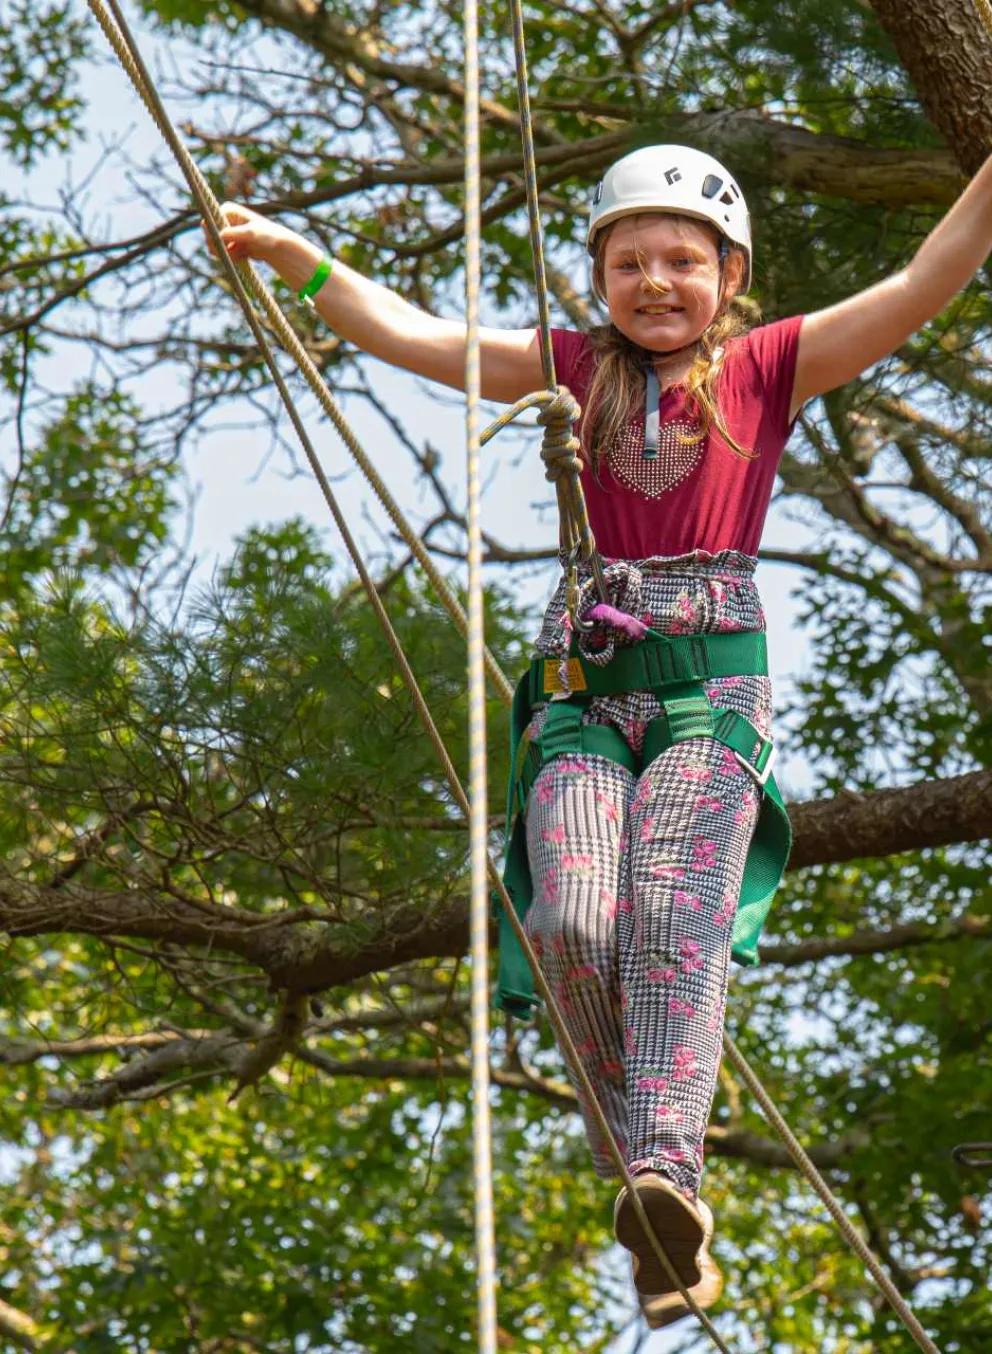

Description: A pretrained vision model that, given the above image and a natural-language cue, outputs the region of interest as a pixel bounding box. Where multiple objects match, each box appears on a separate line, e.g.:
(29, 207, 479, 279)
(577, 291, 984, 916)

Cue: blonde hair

(582, 215, 758, 469)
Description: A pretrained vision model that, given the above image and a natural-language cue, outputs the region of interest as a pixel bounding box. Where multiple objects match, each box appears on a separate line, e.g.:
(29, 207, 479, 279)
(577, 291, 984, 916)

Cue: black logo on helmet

(664, 167, 682, 185)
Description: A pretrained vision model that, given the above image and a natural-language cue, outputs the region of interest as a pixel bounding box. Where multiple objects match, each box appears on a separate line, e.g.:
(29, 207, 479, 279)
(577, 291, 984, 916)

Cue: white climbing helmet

(587, 145, 752, 291)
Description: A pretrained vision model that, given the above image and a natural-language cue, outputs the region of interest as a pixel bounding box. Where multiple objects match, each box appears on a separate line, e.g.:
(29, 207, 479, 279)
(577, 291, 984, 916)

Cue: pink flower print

(550, 931, 567, 956)
(705, 686, 721, 700)
(646, 965, 678, 984)
(640, 611, 654, 628)
(676, 593, 699, 624)
(557, 756, 590, 775)
(536, 777, 556, 806)
(625, 1026, 638, 1056)
(640, 817, 657, 843)
(561, 853, 594, 875)
(707, 580, 728, 607)
(618, 832, 630, 855)
(600, 888, 618, 919)
(719, 674, 743, 689)
(734, 787, 758, 825)
(655, 1104, 685, 1125)
(659, 1148, 687, 1164)
(694, 1144, 705, 1170)
(541, 822, 565, 844)
(691, 838, 718, 870)
(565, 962, 598, 982)
(678, 762, 713, 784)
(636, 1073, 670, 1093)
(633, 782, 653, 811)
(672, 1045, 698, 1081)
(574, 1035, 597, 1057)
(719, 746, 744, 777)
(668, 997, 696, 1018)
(679, 937, 705, 974)
(713, 891, 736, 928)
(617, 895, 634, 914)
(694, 794, 723, 813)
(650, 863, 686, 882)
(595, 792, 618, 823)
(625, 719, 648, 750)
(674, 889, 702, 912)
(541, 868, 560, 903)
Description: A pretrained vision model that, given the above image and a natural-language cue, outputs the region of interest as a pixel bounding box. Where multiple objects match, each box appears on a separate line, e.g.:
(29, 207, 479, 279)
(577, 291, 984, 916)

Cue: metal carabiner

(952, 1142, 992, 1168)
(566, 566, 595, 633)
(588, 549, 610, 607)
(565, 545, 610, 634)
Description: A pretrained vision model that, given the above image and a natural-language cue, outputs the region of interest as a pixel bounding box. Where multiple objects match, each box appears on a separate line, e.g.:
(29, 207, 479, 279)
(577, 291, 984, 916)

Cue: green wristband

(297, 255, 333, 307)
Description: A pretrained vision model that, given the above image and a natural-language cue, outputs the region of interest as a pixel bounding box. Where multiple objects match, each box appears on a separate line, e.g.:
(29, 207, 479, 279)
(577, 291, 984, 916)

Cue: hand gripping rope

(87, 3, 946, 1350)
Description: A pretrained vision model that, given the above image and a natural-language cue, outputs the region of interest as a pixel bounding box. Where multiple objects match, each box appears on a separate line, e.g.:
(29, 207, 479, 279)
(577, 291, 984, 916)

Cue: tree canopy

(0, 0, 990, 1350)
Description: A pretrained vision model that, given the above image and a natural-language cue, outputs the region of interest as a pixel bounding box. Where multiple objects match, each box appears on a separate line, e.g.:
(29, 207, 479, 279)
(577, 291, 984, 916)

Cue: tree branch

(2, 766, 991, 990)
(0, 1298, 41, 1351)
(759, 914, 990, 967)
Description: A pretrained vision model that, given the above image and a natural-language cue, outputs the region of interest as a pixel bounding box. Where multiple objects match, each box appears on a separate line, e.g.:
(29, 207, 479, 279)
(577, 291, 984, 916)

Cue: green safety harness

(496, 628, 791, 1015)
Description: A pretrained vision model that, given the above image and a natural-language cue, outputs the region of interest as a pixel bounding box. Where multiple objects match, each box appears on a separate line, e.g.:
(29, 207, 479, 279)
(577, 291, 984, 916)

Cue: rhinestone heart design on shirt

(610, 418, 703, 498)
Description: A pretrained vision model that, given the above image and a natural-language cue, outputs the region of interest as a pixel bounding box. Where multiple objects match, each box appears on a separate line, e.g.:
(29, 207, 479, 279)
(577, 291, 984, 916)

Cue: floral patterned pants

(524, 552, 769, 1199)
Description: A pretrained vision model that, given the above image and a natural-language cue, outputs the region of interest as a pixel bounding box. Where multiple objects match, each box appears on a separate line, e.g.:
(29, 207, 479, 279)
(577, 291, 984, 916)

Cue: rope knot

(538, 385, 583, 482)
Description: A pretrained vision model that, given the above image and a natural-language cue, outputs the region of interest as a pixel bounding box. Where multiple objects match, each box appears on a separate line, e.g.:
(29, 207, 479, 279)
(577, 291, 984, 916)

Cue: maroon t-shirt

(550, 315, 804, 559)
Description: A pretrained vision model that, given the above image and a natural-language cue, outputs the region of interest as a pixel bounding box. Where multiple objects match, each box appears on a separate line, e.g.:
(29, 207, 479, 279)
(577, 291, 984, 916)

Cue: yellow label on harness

(543, 658, 588, 695)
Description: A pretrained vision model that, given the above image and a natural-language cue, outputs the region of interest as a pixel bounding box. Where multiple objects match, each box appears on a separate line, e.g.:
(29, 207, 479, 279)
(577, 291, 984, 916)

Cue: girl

(212, 142, 992, 1328)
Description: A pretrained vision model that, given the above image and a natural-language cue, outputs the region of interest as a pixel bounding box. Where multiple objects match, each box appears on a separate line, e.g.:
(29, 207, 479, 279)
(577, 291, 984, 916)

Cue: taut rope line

(88, 2, 732, 1345)
(722, 1034, 940, 1353)
(463, 0, 498, 1341)
(91, 0, 514, 707)
(87, 4, 944, 1350)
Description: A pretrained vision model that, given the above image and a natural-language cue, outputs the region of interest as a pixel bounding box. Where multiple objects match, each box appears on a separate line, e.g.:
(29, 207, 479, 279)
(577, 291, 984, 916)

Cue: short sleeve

(550, 328, 594, 402)
(739, 314, 805, 439)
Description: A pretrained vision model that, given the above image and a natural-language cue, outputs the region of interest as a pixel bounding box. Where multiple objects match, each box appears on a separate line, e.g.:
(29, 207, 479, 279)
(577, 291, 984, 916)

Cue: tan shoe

(639, 1212, 723, 1329)
(613, 1172, 706, 1297)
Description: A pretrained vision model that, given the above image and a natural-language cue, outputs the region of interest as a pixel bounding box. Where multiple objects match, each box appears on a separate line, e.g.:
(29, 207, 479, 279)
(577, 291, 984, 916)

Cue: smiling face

(597, 213, 740, 353)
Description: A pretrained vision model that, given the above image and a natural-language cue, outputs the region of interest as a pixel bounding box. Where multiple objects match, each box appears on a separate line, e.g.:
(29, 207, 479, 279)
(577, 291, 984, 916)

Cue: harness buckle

(736, 741, 776, 788)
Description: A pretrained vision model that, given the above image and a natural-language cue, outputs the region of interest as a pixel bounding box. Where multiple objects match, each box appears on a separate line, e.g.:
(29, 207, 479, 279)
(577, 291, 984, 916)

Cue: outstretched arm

(789, 151, 992, 418)
(213, 204, 544, 404)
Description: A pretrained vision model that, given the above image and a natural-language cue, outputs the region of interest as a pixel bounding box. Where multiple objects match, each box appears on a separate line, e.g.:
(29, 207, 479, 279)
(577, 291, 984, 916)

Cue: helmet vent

(701, 174, 723, 199)
(719, 189, 735, 206)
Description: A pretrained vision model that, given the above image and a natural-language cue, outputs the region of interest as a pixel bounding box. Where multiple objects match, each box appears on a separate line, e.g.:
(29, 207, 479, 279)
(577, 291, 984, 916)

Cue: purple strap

(585, 603, 648, 641)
